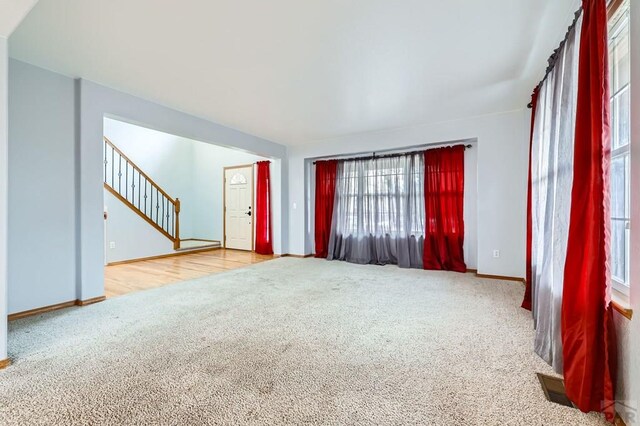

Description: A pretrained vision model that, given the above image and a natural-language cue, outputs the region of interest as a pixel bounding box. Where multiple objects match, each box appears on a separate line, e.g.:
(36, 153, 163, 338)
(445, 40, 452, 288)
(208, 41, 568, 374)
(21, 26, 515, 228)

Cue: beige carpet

(1, 258, 607, 425)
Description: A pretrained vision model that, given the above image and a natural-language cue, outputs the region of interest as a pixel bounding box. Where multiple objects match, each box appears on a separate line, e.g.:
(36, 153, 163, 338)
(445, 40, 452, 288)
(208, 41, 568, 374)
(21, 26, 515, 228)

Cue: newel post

(173, 198, 181, 250)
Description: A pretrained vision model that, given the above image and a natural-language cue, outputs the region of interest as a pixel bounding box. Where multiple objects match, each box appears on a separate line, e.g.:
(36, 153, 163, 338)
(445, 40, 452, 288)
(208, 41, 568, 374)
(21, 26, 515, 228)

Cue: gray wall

(8, 59, 76, 314)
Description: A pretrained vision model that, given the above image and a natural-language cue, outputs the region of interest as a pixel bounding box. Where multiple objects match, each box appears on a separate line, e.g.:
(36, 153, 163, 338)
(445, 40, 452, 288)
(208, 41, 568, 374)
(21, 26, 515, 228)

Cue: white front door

(224, 165, 253, 250)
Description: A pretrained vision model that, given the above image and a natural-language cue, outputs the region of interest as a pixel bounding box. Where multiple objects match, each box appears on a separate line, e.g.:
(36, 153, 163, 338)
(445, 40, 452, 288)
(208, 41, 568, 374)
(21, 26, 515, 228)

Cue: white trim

(608, 0, 632, 303)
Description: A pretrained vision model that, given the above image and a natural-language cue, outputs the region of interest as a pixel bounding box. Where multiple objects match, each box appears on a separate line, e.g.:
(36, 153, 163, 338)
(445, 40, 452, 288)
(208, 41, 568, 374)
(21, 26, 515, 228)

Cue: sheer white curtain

(531, 16, 581, 373)
(327, 153, 424, 268)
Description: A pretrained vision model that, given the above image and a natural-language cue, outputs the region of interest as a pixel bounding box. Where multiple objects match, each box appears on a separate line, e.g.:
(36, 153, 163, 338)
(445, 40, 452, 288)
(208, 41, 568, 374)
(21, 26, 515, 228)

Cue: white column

(0, 36, 9, 363)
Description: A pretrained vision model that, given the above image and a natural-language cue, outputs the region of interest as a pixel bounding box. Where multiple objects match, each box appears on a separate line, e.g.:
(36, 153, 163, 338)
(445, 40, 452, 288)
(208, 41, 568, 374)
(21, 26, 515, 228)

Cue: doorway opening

(102, 117, 280, 298)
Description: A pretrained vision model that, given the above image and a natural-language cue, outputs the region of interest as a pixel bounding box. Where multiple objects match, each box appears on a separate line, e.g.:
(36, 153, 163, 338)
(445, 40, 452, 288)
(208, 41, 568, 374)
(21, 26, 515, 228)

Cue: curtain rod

(527, 6, 583, 108)
(312, 144, 472, 165)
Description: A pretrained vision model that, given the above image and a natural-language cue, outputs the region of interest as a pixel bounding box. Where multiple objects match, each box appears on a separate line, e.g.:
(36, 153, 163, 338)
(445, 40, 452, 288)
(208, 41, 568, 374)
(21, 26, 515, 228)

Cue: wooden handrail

(104, 137, 177, 205)
(103, 137, 180, 247)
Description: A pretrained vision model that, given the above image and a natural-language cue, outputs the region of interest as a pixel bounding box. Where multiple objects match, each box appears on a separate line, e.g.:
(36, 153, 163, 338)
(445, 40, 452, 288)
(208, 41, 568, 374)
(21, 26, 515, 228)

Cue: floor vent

(536, 373, 574, 408)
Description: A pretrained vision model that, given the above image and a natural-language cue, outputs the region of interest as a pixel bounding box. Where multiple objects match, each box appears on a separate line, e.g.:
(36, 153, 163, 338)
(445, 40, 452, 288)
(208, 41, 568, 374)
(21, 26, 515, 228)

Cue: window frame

(607, 0, 632, 307)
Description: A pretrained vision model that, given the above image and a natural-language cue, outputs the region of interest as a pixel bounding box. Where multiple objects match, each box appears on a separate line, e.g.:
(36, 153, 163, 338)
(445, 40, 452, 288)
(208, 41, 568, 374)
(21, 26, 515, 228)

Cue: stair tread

(176, 240, 222, 251)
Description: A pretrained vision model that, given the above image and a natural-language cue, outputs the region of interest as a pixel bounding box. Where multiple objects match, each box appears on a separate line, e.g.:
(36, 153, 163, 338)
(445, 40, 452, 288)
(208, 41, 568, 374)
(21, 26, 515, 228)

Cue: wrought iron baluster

(104, 141, 108, 183)
(130, 167, 135, 205)
(103, 138, 182, 242)
(125, 160, 129, 201)
(166, 198, 170, 234)
(118, 155, 122, 194)
(155, 189, 160, 224)
(111, 146, 115, 188)
(144, 180, 147, 215)
(138, 172, 141, 210)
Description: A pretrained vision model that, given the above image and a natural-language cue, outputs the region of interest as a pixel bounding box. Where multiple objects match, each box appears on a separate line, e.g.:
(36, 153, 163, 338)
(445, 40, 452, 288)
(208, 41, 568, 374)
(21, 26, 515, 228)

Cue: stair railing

(103, 137, 181, 249)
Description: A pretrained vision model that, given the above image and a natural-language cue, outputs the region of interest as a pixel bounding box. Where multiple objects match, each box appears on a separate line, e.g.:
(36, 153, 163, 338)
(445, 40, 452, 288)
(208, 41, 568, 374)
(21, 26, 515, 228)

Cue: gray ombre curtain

(530, 15, 581, 373)
(327, 153, 424, 268)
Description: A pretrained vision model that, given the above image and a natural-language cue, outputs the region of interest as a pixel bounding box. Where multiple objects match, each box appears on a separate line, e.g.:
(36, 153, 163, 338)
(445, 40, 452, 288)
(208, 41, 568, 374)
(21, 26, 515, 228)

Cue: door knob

(246, 211, 252, 217)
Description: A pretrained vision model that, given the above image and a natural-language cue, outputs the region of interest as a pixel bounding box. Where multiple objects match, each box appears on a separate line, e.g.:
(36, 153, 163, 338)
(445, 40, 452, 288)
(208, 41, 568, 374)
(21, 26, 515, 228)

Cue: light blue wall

(102, 117, 280, 263)
(191, 141, 270, 242)
(104, 189, 176, 264)
(77, 80, 288, 300)
(1, 37, 9, 359)
(8, 59, 76, 314)
(6, 59, 289, 314)
(104, 117, 197, 239)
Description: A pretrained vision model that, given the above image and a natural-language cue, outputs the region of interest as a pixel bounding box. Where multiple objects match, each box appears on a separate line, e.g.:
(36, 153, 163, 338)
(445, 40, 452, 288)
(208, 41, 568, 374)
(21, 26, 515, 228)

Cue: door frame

(223, 164, 255, 251)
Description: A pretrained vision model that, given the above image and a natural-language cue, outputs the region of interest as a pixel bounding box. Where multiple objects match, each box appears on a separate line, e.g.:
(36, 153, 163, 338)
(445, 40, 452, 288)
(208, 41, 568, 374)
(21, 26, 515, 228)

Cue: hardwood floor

(104, 249, 275, 298)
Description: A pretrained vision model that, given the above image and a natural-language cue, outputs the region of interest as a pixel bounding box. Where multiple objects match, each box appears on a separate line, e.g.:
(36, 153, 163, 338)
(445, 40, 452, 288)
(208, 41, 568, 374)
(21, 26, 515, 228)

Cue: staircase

(103, 137, 220, 252)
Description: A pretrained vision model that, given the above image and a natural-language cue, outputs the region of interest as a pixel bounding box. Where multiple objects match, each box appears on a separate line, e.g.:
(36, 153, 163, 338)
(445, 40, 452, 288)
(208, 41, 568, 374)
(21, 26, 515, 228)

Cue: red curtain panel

(423, 145, 467, 272)
(562, 0, 617, 419)
(522, 88, 539, 311)
(255, 161, 274, 255)
(314, 160, 338, 258)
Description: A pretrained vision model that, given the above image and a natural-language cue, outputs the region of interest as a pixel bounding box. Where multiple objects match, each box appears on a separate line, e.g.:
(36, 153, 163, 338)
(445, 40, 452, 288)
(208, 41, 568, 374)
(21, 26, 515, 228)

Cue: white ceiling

(9, 0, 579, 145)
(0, 0, 38, 37)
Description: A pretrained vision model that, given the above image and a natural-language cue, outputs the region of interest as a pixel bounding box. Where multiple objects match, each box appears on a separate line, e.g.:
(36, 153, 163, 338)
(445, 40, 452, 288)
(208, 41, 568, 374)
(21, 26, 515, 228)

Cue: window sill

(611, 297, 633, 321)
(611, 283, 632, 320)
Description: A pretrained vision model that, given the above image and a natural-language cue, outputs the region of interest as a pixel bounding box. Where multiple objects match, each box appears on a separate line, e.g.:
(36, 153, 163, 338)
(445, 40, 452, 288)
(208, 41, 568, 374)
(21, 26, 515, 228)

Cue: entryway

(99, 118, 282, 300)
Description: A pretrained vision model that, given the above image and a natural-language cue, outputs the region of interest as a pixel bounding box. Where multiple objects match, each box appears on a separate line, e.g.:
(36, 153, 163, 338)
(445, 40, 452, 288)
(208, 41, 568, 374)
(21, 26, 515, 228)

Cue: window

(608, 0, 631, 300)
(334, 154, 425, 238)
(229, 173, 247, 185)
